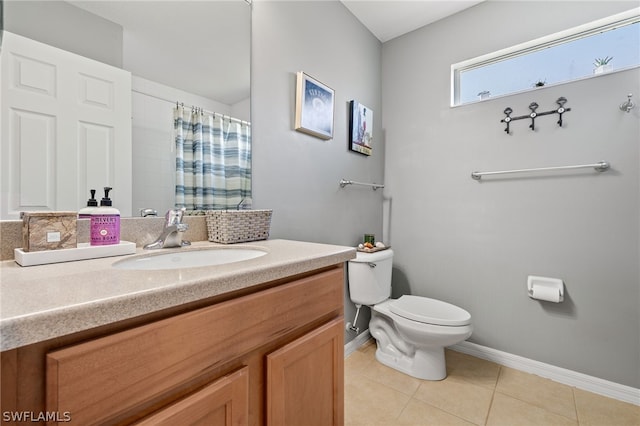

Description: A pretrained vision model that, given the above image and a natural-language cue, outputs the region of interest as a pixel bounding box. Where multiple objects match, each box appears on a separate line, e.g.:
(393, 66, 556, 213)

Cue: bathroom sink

(112, 247, 267, 270)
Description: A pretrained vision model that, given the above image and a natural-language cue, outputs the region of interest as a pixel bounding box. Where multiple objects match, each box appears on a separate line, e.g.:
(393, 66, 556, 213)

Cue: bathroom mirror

(2, 0, 251, 218)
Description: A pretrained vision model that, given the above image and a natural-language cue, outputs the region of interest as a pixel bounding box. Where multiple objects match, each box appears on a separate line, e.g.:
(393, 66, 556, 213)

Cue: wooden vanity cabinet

(1, 265, 345, 426)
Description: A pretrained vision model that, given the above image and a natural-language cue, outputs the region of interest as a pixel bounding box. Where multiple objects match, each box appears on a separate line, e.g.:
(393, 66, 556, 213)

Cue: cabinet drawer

(46, 267, 343, 425)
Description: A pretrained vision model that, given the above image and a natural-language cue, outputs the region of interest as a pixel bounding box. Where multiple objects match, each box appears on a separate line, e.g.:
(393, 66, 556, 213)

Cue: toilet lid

(389, 295, 471, 326)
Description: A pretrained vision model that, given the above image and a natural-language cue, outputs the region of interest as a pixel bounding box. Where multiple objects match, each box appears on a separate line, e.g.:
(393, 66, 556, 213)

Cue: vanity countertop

(0, 239, 356, 351)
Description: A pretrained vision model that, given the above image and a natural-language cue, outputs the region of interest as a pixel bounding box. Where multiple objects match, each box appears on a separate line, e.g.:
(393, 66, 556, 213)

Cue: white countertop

(0, 239, 356, 351)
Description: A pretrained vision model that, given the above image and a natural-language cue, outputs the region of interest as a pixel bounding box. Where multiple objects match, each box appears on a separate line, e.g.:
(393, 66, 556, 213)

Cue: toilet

(348, 249, 472, 380)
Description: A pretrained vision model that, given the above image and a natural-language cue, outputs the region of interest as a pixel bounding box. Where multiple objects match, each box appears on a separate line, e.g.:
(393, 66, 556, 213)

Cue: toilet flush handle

(368, 262, 376, 268)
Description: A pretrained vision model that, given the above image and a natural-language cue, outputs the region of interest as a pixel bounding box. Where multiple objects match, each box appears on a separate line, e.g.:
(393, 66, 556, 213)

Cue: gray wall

(382, 1, 639, 387)
(251, 1, 384, 343)
(3, 0, 123, 67)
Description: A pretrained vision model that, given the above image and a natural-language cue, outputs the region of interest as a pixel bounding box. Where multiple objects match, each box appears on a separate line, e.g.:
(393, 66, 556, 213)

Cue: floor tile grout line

(492, 390, 580, 424)
(493, 363, 582, 423)
(394, 395, 412, 423)
(352, 367, 421, 422)
(411, 395, 485, 426)
(483, 365, 502, 426)
(571, 387, 582, 425)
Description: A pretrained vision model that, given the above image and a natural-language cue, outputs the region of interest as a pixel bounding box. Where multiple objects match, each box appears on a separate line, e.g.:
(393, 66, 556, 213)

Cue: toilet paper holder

(527, 275, 564, 302)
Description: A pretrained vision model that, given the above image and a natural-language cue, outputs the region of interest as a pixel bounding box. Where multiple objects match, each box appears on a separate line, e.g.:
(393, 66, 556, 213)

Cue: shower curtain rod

(132, 88, 251, 126)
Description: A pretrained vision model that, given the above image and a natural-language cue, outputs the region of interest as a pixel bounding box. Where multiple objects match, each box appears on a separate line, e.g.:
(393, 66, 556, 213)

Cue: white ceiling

(342, 0, 485, 43)
(66, 1, 483, 104)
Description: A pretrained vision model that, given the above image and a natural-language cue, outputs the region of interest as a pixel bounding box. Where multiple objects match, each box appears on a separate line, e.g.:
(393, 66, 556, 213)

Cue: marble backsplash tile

(0, 216, 208, 261)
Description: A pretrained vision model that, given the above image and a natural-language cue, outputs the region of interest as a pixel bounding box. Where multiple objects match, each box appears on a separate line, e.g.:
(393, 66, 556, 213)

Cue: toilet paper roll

(531, 285, 561, 303)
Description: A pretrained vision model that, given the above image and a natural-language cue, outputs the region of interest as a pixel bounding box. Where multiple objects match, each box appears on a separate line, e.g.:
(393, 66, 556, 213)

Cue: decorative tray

(14, 241, 136, 267)
(357, 245, 391, 253)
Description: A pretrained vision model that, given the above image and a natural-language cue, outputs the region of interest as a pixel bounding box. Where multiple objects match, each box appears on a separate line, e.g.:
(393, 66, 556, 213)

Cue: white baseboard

(451, 341, 640, 407)
(344, 330, 372, 357)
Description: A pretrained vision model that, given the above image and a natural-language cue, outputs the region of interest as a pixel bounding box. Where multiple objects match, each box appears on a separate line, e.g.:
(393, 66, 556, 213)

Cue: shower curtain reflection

(174, 106, 251, 210)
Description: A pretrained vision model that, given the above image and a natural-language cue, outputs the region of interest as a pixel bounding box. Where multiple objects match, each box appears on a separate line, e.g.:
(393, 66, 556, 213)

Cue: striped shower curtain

(174, 107, 251, 210)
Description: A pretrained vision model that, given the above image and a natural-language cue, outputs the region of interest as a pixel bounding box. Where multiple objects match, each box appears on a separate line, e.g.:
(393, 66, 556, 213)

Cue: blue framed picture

(295, 72, 334, 140)
(349, 100, 373, 156)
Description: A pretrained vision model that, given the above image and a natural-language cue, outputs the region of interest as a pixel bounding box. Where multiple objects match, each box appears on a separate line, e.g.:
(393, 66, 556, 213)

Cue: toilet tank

(348, 249, 394, 305)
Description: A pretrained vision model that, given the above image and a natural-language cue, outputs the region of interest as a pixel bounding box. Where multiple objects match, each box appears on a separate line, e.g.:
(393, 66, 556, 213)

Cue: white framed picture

(295, 71, 334, 140)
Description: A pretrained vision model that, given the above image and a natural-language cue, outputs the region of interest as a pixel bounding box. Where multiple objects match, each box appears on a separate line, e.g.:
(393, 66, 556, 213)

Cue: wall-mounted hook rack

(619, 93, 636, 113)
(500, 97, 571, 134)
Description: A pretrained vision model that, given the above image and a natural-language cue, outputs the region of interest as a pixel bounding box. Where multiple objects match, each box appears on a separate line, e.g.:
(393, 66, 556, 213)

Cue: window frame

(450, 8, 640, 107)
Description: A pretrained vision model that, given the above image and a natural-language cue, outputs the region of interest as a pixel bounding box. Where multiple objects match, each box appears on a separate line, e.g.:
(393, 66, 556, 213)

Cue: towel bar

(339, 179, 384, 190)
(471, 162, 610, 180)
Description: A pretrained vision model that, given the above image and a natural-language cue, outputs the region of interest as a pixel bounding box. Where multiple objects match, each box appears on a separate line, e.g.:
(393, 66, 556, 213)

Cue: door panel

(1, 31, 132, 219)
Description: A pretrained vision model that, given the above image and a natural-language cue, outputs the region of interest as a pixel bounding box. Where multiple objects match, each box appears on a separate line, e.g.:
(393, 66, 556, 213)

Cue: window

(451, 9, 640, 106)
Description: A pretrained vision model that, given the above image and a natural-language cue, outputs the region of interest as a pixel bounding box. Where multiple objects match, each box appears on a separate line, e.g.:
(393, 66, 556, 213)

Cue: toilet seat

(389, 295, 471, 326)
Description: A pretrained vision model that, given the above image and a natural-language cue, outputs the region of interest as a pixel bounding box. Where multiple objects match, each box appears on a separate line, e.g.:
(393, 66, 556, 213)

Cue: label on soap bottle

(90, 215, 120, 245)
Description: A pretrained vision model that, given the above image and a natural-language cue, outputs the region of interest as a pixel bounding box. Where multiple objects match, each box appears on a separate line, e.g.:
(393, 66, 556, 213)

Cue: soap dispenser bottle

(78, 189, 98, 219)
(90, 187, 121, 246)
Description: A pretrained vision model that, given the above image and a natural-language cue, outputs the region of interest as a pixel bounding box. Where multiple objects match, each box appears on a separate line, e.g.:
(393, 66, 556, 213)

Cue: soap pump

(78, 189, 98, 219)
(90, 187, 121, 246)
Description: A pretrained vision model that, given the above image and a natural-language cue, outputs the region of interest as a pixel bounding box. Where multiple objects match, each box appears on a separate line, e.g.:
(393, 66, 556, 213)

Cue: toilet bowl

(371, 296, 472, 380)
(348, 249, 472, 380)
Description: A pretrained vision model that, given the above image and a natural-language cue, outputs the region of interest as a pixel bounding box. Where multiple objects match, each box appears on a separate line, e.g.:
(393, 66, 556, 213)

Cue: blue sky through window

(458, 22, 640, 104)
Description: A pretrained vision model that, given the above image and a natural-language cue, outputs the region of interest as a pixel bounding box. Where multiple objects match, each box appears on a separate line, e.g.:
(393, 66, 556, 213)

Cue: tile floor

(345, 340, 640, 426)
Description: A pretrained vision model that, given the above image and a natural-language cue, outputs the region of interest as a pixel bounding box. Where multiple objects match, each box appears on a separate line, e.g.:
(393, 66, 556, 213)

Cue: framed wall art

(295, 71, 334, 140)
(349, 100, 373, 156)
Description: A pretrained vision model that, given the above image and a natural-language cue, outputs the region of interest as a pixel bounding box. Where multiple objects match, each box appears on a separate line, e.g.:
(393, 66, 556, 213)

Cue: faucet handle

(166, 207, 187, 225)
(140, 208, 158, 217)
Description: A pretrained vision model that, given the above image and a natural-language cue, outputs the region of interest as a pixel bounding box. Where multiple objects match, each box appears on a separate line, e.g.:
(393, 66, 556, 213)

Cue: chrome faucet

(144, 208, 191, 249)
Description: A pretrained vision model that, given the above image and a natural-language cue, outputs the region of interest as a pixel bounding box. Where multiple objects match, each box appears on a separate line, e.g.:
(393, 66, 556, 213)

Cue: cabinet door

(135, 367, 248, 426)
(266, 318, 344, 426)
